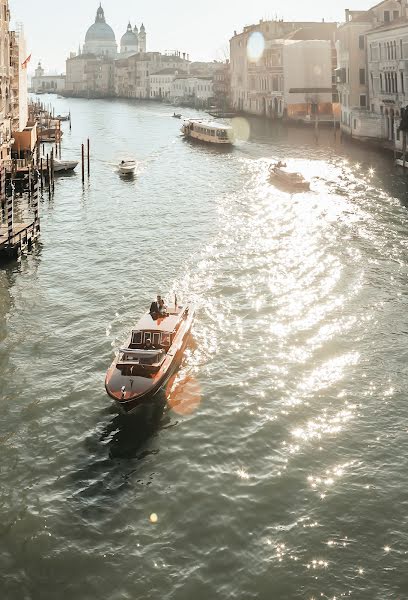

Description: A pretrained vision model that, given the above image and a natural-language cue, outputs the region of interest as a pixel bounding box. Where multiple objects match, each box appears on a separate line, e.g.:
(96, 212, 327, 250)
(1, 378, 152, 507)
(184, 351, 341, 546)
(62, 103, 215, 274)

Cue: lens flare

(231, 117, 251, 142)
(247, 31, 265, 61)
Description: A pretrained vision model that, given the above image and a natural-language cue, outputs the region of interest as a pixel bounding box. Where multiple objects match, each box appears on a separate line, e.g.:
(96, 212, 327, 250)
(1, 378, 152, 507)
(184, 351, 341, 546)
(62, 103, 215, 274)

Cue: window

(401, 39, 403, 58)
(393, 10, 399, 20)
(384, 10, 390, 22)
(354, 119, 357, 129)
(380, 73, 383, 91)
(360, 94, 367, 107)
(359, 35, 365, 50)
(360, 68, 366, 85)
(401, 71, 405, 93)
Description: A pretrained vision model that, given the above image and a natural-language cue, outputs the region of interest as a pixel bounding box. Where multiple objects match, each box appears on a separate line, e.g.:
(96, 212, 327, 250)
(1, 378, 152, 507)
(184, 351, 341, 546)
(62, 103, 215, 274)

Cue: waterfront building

(66, 54, 115, 97)
(0, 0, 12, 161)
(335, 1, 404, 139)
(230, 19, 337, 119)
(366, 10, 408, 145)
(170, 76, 214, 106)
(149, 68, 187, 99)
(212, 61, 231, 110)
(31, 62, 66, 94)
(282, 39, 335, 121)
(10, 26, 28, 133)
(114, 52, 190, 99)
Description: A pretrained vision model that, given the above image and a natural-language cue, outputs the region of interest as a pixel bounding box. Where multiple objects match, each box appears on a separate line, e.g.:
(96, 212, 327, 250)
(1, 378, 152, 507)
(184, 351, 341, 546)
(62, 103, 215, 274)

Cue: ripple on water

(1, 100, 408, 600)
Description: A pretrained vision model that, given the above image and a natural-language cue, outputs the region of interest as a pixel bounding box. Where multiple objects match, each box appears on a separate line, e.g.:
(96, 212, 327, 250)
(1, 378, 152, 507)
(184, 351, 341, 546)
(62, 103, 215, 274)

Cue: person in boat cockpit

(143, 339, 156, 350)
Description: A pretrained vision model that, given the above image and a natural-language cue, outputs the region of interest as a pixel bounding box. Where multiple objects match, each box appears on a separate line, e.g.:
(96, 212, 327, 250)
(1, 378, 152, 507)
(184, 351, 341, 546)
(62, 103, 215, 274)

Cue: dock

(0, 222, 40, 258)
(0, 165, 41, 261)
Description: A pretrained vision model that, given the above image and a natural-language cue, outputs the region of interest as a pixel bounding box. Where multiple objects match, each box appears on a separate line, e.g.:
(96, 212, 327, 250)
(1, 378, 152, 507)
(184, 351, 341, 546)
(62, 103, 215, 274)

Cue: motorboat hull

(119, 161, 136, 175)
(270, 167, 310, 191)
(54, 160, 78, 173)
(105, 306, 194, 414)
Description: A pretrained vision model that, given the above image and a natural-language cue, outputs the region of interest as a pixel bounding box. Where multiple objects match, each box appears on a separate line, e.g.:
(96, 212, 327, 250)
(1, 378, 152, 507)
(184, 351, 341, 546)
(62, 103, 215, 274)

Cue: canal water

(1, 96, 408, 600)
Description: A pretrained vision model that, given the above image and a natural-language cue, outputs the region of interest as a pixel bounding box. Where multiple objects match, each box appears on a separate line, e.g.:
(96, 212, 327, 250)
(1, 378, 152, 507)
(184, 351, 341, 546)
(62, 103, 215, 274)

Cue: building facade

(335, 0, 405, 138)
(367, 15, 408, 144)
(113, 52, 190, 99)
(230, 19, 337, 118)
(65, 54, 114, 97)
(31, 62, 66, 94)
(0, 0, 12, 160)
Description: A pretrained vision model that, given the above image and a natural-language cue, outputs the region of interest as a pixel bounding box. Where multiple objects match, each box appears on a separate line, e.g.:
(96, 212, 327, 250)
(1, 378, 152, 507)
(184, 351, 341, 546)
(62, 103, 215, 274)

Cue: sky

(10, 0, 377, 74)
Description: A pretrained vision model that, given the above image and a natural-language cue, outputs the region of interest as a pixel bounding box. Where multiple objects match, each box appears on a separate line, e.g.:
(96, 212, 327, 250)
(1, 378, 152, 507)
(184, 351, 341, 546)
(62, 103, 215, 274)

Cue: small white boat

(181, 119, 233, 145)
(119, 160, 136, 175)
(269, 162, 310, 191)
(53, 158, 78, 172)
(57, 114, 70, 122)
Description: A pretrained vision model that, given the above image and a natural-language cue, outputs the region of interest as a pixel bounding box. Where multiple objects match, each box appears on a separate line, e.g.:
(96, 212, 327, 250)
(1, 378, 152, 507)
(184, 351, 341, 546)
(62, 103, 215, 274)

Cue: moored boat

(57, 114, 70, 122)
(172, 112, 182, 119)
(181, 119, 233, 145)
(269, 162, 310, 191)
(119, 160, 136, 175)
(53, 158, 78, 172)
(105, 300, 194, 414)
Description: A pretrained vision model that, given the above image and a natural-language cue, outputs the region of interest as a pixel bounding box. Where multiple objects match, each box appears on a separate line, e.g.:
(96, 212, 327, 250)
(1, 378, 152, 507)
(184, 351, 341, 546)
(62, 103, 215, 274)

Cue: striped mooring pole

(0, 163, 5, 210)
(33, 170, 40, 234)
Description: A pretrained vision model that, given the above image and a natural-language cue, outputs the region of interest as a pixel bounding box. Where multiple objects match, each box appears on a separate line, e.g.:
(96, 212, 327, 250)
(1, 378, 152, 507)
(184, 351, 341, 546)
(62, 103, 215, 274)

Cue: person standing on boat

(150, 295, 163, 319)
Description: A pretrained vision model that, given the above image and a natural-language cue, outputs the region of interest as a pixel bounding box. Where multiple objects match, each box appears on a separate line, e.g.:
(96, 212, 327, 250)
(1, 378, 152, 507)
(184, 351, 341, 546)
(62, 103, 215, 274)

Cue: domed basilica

(82, 4, 147, 58)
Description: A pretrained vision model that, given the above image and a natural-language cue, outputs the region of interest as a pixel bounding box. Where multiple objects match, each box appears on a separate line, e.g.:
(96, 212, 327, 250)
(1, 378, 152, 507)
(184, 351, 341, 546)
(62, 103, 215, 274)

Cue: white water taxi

(119, 160, 136, 175)
(181, 119, 233, 145)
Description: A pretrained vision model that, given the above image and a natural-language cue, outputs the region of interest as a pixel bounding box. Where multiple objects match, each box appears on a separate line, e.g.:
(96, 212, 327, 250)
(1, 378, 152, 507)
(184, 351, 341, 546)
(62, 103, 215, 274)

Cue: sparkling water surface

(1, 96, 408, 600)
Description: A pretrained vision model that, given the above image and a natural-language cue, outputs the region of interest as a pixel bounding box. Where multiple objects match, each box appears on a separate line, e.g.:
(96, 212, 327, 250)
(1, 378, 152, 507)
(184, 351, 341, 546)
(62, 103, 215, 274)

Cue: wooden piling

(81, 143, 85, 184)
(40, 158, 44, 194)
(7, 184, 14, 242)
(87, 138, 90, 177)
(51, 148, 55, 193)
(46, 154, 51, 195)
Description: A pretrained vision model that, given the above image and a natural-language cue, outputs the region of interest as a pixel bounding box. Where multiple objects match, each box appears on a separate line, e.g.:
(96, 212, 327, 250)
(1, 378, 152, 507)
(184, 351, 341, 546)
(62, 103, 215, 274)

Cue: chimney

(345, 9, 350, 22)
(183, 52, 186, 60)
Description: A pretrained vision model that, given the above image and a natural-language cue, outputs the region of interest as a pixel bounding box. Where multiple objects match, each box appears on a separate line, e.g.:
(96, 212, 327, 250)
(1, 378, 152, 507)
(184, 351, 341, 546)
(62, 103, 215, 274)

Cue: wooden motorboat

(57, 114, 70, 122)
(105, 300, 195, 414)
(119, 160, 136, 175)
(269, 162, 310, 191)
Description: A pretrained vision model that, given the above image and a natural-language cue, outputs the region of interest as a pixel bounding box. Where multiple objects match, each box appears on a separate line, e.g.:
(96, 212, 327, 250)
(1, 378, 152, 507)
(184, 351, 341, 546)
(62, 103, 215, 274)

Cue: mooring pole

(40, 158, 44, 195)
(81, 143, 85, 184)
(7, 182, 14, 242)
(87, 138, 90, 177)
(33, 171, 40, 235)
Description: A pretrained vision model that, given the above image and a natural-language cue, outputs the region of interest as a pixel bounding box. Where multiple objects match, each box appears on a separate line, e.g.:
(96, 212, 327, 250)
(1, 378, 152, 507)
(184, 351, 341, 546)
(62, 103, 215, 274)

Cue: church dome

(121, 23, 138, 46)
(85, 5, 116, 43)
